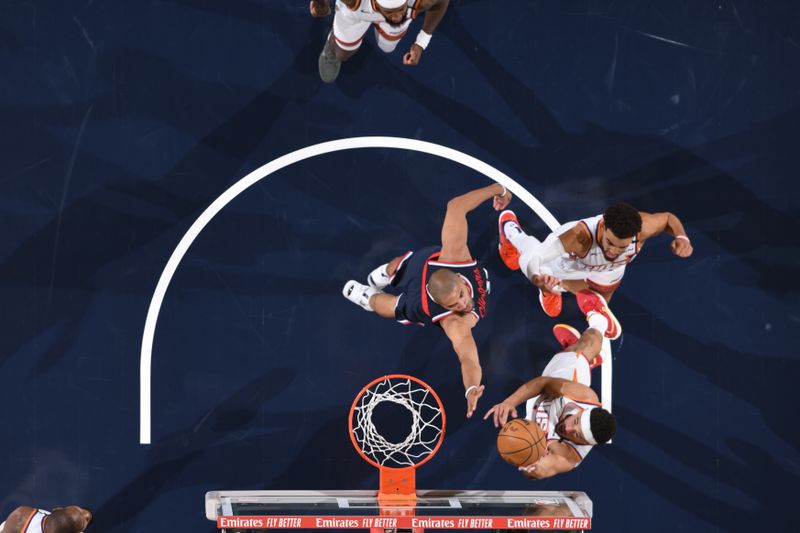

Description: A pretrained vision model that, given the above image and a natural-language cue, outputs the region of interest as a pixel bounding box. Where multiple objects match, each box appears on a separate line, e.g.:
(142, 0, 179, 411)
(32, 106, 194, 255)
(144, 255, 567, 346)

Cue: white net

(351, 376, 444, 468)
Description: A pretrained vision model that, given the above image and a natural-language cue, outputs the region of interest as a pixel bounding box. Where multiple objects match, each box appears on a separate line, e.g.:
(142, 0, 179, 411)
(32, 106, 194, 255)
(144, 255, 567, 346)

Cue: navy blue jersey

(385, 246, 491, 327)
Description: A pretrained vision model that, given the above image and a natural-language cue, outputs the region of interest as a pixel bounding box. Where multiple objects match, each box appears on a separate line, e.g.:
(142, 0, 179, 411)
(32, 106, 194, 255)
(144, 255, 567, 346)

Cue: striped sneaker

(539, 289, 563, 318)
(576, 290, 622, 340)
(552, 324, 580, 350)
(498, 210, 521, 271)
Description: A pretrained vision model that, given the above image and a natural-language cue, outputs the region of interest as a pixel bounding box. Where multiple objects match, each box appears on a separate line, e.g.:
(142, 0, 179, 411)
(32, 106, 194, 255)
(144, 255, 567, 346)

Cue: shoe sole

(319, 42, 341, 83)
(578, 291, 622, 340)
(552, 324, 580, 350)
(497, 210, 521, 271)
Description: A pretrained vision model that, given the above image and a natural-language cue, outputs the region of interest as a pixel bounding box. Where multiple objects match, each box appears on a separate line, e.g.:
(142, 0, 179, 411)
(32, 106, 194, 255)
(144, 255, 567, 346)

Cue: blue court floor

(1, 1, 798, 532)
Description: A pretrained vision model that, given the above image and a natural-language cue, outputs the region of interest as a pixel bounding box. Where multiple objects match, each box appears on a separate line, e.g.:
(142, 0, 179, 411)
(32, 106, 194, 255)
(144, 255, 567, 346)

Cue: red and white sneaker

(498, 210, 521, 271)
(576, 290, 622, 340)
(552, 324, 580, 350)
(539, 289, 563, 318)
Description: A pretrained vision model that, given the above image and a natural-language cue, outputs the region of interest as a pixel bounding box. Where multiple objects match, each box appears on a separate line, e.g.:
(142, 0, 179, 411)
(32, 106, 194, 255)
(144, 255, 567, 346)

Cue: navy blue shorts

(385, 246, 440, 326)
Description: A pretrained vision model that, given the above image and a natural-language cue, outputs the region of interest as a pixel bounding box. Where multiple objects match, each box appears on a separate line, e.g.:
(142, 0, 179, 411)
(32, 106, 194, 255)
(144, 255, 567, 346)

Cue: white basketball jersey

(547, 213, 640, 281)
(347, 0, 422, 24)
(525, 395, 599, 463)
(17, 509, 50, 533)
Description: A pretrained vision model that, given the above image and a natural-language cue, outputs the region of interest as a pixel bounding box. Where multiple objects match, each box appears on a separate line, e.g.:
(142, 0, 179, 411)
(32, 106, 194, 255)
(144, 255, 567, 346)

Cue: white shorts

(542, 351, 591, 387)
(332, 0, 414, 52)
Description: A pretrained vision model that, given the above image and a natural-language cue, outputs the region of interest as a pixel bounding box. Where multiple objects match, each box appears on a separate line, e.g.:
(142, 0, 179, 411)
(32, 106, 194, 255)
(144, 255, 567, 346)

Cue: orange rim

(348, 374, 446, 470)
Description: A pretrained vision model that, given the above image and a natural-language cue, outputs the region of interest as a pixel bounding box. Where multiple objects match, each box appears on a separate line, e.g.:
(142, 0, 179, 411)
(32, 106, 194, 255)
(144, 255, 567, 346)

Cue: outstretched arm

(403, 0, 450, 65)
(484, 376, 599, 427)
(639, 211, 693, 257)
(421, 0, 450, 34)
(440, 314, 484, 418)
(439, 183, 511, 262)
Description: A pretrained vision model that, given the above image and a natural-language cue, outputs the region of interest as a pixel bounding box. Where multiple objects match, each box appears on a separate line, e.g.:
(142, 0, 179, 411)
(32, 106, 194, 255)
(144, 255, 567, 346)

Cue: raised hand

(483, 401, 518, 428)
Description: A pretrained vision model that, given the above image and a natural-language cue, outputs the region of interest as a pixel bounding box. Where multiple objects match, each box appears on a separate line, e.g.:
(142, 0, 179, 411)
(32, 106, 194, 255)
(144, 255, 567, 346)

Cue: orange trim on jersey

(420, 251, 440, 317)
(20, 509, 36, 532)
(576, 221, 593, 258)
(373, 23, 407, 41)
(571, 368, 577, 382)
(348, 0, 362, 10)
(42, 515, 49, 531)
(411, 0, 423, 18)
(596, 219, 605, 247)
(562, 394, 602, 407)
(334, 33, 365, 47)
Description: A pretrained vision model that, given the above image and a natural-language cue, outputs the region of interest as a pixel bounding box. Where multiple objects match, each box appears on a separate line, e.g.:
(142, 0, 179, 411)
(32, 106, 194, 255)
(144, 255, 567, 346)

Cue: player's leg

(558, 279, 589, 294)
(584, 267, 624, 301)
(368, 251, 413, 289)
(373, 22, 408, 53)
(552, 324, 605, 370)
(369, 292, 399, 318)
(499, 211, 543, 270)
(319, 3, 370, 82)
(560, 326, 603, 362)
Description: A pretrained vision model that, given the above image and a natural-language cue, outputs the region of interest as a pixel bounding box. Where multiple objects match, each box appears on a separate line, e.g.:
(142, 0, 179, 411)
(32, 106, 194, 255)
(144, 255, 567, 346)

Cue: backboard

(205, 489, 593, 531)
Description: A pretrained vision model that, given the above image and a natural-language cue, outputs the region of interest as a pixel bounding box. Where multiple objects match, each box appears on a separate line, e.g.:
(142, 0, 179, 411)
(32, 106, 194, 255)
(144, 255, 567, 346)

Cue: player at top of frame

(343, 183, 512, 418)
(485, 291, 620, 480)
(497, 203, 693, 335)
(310, 0, 450, 83)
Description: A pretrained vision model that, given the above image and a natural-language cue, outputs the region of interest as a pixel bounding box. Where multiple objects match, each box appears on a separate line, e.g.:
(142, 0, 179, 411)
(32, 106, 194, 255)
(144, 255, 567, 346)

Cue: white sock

(510, 233, 541, 255)
(587, 311, 609, 334)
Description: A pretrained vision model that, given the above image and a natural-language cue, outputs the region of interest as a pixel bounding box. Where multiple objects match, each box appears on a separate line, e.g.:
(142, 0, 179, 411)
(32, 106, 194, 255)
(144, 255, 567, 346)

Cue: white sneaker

(343, 280, 377, 311)
(367, 263, 392, 290)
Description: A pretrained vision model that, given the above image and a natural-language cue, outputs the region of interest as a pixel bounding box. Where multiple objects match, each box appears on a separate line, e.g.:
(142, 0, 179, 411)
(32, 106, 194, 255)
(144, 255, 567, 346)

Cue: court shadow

(604, 405, 798, 531)
(90, 367, 297, 531)
(615, 292, 800, 450)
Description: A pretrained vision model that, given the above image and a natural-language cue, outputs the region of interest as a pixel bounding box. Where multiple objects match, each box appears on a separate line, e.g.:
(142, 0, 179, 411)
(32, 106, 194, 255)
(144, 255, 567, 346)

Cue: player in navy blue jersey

(343, 183, 512, 418)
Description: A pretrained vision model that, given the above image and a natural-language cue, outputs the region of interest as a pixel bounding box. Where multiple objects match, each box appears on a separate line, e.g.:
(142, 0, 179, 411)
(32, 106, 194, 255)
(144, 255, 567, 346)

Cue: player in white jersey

(484, 291, 618, 480)
(310, 0, 450, 82)
(0, 506, 91, 533)
(497, 203, 693, 327)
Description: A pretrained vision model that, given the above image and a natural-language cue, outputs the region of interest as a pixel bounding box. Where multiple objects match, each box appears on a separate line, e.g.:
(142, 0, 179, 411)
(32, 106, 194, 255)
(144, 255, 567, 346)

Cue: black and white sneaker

(343, 280, 377, 311)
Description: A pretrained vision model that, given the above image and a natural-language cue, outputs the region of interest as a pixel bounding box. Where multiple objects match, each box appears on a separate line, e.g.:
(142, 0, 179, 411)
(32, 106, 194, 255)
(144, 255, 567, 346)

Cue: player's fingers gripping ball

(497, 419, 547, 467)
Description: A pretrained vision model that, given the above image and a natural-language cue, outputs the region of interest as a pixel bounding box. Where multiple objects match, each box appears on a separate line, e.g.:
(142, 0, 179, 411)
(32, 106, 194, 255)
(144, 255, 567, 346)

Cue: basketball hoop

(349, 374, 446, 504)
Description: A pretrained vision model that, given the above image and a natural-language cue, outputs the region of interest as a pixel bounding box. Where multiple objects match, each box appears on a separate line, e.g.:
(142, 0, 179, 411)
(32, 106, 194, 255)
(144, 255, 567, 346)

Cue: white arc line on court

(140, 136, 561, 444)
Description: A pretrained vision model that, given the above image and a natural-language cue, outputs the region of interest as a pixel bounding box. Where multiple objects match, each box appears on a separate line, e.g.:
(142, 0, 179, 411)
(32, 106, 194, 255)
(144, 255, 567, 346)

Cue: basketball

(497, 418, 547, 467)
